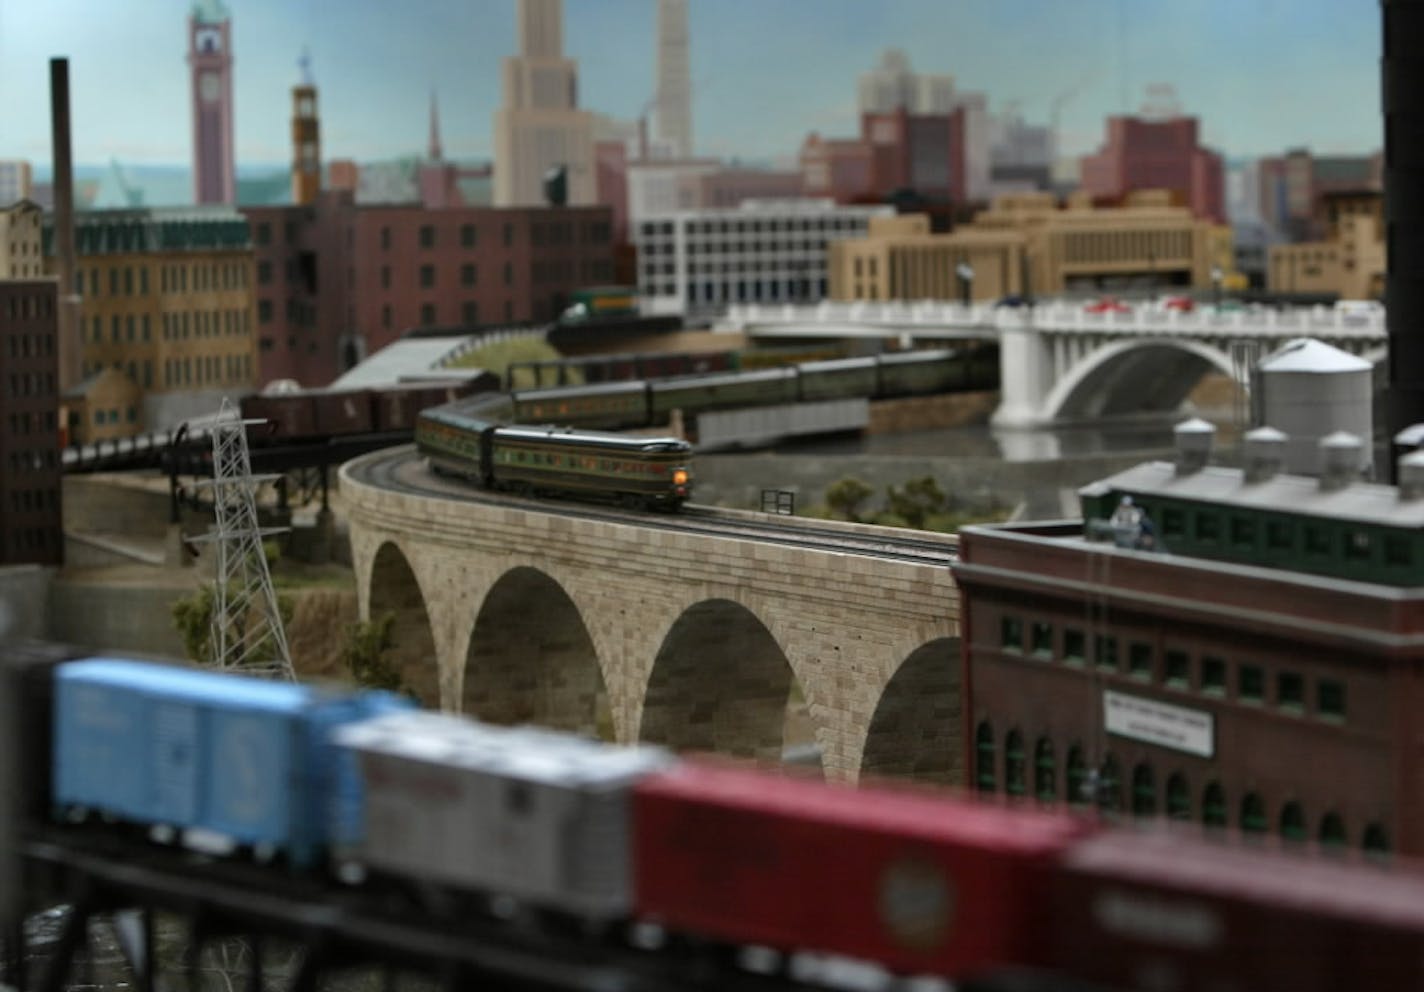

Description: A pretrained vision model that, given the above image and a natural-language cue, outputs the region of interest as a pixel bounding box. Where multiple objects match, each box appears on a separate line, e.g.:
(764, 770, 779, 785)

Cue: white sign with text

(1104, 690, 1214, 758)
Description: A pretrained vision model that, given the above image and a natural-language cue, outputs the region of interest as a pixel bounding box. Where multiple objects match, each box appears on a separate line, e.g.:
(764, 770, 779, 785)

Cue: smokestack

(1384, 0, 1424, 463)
(49, 57, 81, 394)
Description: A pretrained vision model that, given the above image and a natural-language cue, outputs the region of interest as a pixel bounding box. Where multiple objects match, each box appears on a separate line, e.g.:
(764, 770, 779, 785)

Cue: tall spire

(428, 90, 443, 162)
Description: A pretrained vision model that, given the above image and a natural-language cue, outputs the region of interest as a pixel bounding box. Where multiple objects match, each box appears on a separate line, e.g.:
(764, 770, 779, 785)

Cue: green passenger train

(416, 395, 692, 510)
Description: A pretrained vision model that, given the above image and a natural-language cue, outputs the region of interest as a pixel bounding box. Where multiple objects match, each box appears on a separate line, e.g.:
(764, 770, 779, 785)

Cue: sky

(0, 0, 1383, 171)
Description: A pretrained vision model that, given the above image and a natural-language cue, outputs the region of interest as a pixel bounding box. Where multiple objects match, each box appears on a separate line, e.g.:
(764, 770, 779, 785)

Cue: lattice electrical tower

(188, 399, 295, 681)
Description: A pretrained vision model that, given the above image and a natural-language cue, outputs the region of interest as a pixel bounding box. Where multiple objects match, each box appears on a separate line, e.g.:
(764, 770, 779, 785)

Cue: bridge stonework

(343, 455, 962, 785)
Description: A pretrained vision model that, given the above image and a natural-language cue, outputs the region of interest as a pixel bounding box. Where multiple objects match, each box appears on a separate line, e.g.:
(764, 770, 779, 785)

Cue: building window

(420, 303, 436, 325)
(1004, 730, 1026, 797)
(1319, 811, 1347, 850)
(1385, 536, 1413, 567)
(1278, 671, 1304, 711)
(1202, 782, 1227, 828)
(258, 261, 272, 284)
(1034, 738, 1055, 802)
(974, 722, 995, 793)
(1164, 649, 1190, 687)
(1131, 763, 1155, 818)
(1128, 642, 1153, 679)
(381, 306, 391, 330)
(1304, 525, 1332, 557)
(1166, 773, 1191, 820)
(503, 223, 513, 246)
(381, 227, 391, 250)
(1000, 615, 1023, 652)
(1280, 801, 1307, 843)
(420, 264, 435, 288)
(1097, 755, 1121, 813)
(1229, 516, 1255, 547)
(1345, 531, 1373, 562)
(1161, 508, 1185, 539)
(258, 300, 272, 323)
(1063, 628, 1085, 664)
(1029, 621, 1052, 658)
(1363, 823, 1390, 858)
(1239, 664, 1265, 703)
(1093, 635, 1117, 672)
(256, 223, 271, 245)
(1240, 793, 1267, 835)
(1194, 512, 1219, 543)
(1066, 745, 1087, 806)
(1266, 519, 1294, 551)
(1317, 679, 1346, 720)
(1200, 656, 1226, 694)
(461, 263, 476, 286)
(462, 301, 479, 325)
(461, 224, 476, 248)
(419, 225, 434, 249)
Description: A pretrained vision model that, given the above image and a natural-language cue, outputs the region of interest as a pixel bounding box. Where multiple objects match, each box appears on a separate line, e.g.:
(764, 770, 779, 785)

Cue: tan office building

(829, 190, 1234, 302)
(0, 200, 44, 278)
(1268, 191, 1384, 300)
(46, 207, 258, 439)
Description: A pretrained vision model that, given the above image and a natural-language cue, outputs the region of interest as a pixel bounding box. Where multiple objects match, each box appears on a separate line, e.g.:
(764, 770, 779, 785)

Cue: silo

(1256, 338, 1373, 476)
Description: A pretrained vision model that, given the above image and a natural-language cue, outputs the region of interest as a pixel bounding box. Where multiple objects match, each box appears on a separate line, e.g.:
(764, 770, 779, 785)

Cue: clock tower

(188, 1, 235, 205)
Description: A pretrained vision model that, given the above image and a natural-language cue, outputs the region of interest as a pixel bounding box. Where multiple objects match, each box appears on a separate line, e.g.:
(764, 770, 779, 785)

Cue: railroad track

(348, 447, 958, 569)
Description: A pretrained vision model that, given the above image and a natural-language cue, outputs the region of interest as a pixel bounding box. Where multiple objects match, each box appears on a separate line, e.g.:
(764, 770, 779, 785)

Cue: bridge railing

(727, 301, 1386, 342)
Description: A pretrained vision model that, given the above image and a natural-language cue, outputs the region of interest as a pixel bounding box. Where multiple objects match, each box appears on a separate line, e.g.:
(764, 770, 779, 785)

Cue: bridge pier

(990, 313, 1052, 429)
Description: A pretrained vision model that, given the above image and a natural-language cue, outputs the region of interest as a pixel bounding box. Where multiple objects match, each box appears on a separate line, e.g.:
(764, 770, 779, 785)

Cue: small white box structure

(335, 712, 672, 919)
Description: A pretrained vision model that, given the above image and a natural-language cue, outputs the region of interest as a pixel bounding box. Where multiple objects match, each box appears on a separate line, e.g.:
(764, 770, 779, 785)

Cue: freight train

(237, 374, 501, 443)
(5, 648, 1424, 991)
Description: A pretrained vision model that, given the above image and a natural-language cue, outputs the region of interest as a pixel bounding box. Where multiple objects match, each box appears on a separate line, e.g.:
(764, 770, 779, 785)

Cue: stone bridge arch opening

(640, 599, 817, 774)
(1046, 339, 1241, 423)
(860, 637, 962, 786)
(369, 542, 440, 707)
(463, 566, 609, 739)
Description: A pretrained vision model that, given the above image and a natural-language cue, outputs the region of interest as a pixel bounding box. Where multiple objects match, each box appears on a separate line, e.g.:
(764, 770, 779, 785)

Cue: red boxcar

(1045, 829, 1424, 992)
(633, 761, 1096, 979)
(371, 376, 498, 432)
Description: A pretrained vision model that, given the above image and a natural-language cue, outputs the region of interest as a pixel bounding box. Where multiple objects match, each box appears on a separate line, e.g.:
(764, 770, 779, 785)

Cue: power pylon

(187, 398, 295, 681)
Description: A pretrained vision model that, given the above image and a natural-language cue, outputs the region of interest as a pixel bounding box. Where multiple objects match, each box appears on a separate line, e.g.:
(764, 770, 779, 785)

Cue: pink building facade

(1079, 116, 1224, 223)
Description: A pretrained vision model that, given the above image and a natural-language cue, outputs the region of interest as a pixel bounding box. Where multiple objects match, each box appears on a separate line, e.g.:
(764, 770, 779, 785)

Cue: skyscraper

(654, 0, 693, 159)
(188, 0, 236, 206)
(493, 0, 594, 207)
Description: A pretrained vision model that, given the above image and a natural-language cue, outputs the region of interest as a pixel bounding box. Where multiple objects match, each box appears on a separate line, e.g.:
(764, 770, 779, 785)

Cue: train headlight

(673, 469, 689, 486)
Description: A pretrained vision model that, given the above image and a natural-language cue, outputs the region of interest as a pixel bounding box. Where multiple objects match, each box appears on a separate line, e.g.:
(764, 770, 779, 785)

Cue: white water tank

(1256, 338, 1372, 476)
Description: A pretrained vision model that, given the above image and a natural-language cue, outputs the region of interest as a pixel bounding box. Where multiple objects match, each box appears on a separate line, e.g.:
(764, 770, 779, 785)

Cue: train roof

(877, 348, 957, 366)
(640, 760, 1095, 855)
(796, 356, 877, 374)
(649, 366, 796, 390)
(1085, 460, 1424, 529)
(1063, 829, 1424, 930)
(57, 658, 315, 712)
(495, 424, 690, 451)
(515, 379, 647, 401)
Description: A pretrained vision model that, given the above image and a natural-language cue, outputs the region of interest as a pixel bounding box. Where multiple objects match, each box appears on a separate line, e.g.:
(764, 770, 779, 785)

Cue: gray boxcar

(337, 712, 672, 919)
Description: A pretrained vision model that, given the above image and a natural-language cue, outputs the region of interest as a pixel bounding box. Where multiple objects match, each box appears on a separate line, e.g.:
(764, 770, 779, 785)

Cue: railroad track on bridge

(349, 447, 959, 569)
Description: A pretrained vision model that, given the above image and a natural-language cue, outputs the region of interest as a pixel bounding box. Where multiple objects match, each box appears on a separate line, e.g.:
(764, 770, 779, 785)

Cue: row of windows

(7, 526, 59, 558)
(90, 407, 138, 426)
(161, 309, 249, 340)
(999, 615, 1347, 720)
(161, 353, 252, 389)
(657, 280, 828, 305)
(75, 261, 248, 299)
(5, 450, 50, 473)
(6, 410, 58, 435)
(974, 725, 1390, 855)
(380, 300, 511, 330)
(641, 217, 870, 238)
(7, 487, 59, 514)
(5, 332, 54, 360)
(6, 372, 55, 398)
(4, 293, 53, 320)
(1060, 229, 1194, 267)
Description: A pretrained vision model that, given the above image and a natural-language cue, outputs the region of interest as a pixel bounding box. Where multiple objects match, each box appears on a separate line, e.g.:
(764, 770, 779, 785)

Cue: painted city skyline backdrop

(1, 0, 1382, 171)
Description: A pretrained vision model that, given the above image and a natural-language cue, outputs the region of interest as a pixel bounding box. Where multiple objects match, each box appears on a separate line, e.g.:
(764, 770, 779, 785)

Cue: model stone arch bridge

(342, 452, 961, 785)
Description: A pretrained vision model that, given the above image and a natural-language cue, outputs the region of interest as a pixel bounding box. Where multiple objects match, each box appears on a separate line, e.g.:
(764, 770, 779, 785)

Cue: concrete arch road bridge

(724, 301, 1386, 427)
(342, 447, 962, 785)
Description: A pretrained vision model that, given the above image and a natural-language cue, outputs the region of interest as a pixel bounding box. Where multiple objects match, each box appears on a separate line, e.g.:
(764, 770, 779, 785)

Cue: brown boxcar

(310, 389, 375, 436)
(1045, 828, 1424, 991)
(239, 392, 317, 439)
(632, 761, 1096, 980)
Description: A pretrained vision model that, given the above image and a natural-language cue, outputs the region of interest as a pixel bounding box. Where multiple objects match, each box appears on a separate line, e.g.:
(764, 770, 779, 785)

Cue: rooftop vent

(1174, 417, 1215, 476)
(1243, 426, 1288, 484)
(1318, 431, 1363, 492)
(1400, 451, 1424, 500)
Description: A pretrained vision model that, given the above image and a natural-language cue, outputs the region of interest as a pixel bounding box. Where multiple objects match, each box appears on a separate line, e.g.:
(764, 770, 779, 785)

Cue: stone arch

(1044, 338, 1238, 423)
(858, 637, 962, 786)
(368, 541, 439, 707)
(462, 566, 609, 739)
(638, 598, 808, 769)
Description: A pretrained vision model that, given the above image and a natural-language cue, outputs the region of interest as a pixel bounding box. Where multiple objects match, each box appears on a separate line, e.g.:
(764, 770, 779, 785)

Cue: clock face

(200, 72, 221, 103)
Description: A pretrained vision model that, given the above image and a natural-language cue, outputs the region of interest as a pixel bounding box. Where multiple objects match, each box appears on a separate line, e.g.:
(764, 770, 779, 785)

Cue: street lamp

(1211, 265, 1224, 310)
(956, 261, 975, 307)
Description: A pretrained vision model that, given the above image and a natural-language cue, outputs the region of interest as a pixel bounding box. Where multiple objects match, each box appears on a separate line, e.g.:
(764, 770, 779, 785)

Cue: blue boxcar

(52, 659, 410, 867)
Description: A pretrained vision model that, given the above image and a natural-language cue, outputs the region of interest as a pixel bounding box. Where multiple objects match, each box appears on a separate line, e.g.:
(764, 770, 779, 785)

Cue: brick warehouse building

(0, 279, 62, 565)
(952, 422, 1424, 858)
(244, 192, 616, 388)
